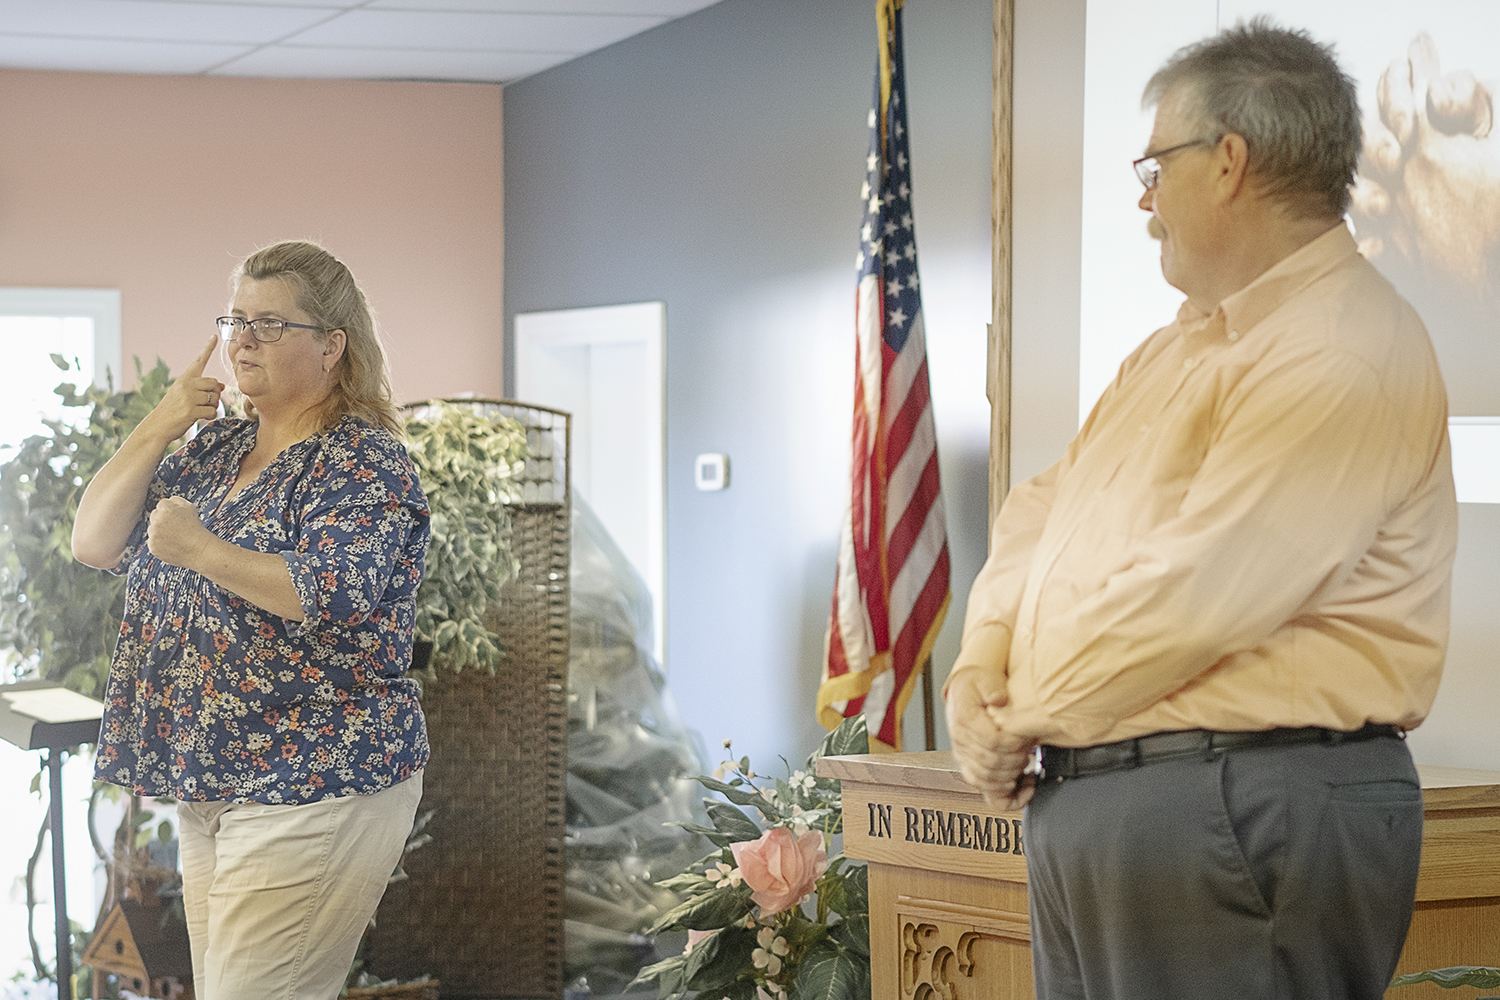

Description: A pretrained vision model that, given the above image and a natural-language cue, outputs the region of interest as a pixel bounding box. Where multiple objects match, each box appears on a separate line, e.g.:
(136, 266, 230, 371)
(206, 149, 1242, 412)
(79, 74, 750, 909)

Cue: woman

(73, 241, 430, 1000)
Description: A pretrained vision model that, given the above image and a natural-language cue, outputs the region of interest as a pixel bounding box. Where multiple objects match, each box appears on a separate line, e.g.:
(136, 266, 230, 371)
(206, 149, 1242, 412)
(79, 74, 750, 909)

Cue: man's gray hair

(1144, 17, 1360, 218)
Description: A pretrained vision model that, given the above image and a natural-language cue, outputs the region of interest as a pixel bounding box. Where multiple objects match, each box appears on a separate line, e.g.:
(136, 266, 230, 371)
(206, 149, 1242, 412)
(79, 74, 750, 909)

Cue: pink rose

(730, 827, 828, 916)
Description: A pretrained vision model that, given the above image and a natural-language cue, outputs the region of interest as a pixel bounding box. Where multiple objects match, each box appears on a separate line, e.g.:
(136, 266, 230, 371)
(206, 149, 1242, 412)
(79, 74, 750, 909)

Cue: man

(946, 19, 1457, 1000)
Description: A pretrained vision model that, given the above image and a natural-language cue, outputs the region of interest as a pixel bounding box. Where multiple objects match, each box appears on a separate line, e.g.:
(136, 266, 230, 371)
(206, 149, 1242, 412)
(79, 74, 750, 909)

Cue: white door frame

(515, 301, 666, 666)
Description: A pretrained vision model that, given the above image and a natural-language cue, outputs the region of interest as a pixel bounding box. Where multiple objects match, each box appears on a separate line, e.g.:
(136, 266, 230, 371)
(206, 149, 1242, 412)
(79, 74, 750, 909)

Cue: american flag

(818, 1, 950, 753)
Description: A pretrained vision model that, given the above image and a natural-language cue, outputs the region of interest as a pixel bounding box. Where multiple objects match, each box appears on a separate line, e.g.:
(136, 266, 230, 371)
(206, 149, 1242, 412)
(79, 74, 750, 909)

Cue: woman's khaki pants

(177, 773, 423, 1000)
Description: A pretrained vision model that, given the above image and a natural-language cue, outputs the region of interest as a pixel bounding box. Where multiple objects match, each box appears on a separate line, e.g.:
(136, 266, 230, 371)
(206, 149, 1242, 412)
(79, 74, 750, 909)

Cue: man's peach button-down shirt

(953, 224, 1458, 748)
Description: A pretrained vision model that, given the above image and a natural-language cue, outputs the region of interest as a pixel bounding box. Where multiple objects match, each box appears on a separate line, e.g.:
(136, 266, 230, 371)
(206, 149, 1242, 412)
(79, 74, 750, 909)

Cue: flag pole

(884, 0, 935, 754)
(883, 0, 935, 754)
(921, 658, 936, 750)
(877, 0, 894, 150)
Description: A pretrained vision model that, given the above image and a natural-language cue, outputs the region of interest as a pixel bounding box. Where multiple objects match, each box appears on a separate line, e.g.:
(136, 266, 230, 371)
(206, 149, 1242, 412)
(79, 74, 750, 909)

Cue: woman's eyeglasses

(216, 316, 325, 343)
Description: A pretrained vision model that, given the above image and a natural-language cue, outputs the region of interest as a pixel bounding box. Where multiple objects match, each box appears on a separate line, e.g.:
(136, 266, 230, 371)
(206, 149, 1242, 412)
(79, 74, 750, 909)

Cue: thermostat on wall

(695, 453, 729, 491)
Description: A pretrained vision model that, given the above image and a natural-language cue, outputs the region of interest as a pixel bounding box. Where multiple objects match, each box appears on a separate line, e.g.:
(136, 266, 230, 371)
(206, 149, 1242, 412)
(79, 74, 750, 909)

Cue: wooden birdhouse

(82, 898, 193, 999)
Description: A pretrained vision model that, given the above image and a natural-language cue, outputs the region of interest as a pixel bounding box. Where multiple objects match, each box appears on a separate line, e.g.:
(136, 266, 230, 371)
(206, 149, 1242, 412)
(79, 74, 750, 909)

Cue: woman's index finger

(184, 333, 219, 377)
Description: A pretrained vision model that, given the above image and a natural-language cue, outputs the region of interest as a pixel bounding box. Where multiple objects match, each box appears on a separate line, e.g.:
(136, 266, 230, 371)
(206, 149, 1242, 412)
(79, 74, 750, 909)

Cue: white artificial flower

(798, 807, 829, 827)
(704, 861, 743, 888)
(789, 770, 815, 793)
(752, 948, 782, 977)
(789, 804, 811, 836)
(712, 759, 738, 780)
(760, 786, 778, 803)
(752, 927, 791, 978)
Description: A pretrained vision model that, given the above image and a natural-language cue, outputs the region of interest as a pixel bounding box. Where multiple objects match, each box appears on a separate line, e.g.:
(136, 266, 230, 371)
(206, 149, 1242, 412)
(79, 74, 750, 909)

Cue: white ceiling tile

(365, 0, 717, 14)
(288, 9, 667, 53)
(99, 0, 361, 6)
(0, 33, 252, 73)
(209, 41, 557, 81)
(0, 0, 338, 44)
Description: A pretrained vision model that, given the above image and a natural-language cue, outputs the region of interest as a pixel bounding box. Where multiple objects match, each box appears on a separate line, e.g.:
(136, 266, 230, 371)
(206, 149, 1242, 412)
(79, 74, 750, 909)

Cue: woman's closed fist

(147, 496, 211, 569)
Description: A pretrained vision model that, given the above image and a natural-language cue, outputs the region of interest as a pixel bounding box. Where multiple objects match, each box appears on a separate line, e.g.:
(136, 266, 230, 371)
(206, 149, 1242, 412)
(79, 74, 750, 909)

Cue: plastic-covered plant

(403, 401, 528, 673)
(0, 357, 177, 692)
(633, 715, 871, 1000)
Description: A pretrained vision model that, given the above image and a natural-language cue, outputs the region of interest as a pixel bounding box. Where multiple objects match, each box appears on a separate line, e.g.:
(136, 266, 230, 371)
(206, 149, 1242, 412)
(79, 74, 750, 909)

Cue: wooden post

(990, 0, 1016, 531)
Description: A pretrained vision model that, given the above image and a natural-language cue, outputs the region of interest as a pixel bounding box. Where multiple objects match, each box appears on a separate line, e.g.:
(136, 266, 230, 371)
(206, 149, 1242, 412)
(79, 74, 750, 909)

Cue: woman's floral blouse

(95, 415, 431, 804)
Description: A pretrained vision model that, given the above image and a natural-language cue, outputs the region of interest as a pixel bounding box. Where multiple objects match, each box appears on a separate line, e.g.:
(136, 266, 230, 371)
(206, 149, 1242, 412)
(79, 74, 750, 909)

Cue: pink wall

(0, 68, 503, 403)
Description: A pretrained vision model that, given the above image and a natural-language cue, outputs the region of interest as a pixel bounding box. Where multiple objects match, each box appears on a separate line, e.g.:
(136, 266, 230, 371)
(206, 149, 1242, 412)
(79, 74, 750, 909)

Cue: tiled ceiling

(0, 0, 720, 83)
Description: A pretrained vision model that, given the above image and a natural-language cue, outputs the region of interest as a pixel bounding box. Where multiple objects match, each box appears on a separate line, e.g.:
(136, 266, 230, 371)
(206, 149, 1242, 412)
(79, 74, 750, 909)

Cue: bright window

(0, 288, 121, 988)
(0, 289, 121, 451)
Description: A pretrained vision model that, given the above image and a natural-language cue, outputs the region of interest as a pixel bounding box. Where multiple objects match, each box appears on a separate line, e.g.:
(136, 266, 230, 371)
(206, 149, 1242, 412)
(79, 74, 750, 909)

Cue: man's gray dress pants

(1024, 735, 1423, 1000)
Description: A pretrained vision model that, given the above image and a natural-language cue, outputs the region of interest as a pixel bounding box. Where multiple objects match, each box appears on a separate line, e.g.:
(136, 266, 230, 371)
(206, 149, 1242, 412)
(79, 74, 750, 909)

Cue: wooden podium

(818, 752, 1500, 999)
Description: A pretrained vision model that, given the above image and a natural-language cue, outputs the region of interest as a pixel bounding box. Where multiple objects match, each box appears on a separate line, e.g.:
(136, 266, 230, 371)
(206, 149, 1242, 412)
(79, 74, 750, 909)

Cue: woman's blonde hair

(233, 240, 402, 436)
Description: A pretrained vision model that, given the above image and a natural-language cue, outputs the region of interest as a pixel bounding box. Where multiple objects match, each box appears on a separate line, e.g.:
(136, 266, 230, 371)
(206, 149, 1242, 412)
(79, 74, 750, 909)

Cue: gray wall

(504, 0, 995, 767)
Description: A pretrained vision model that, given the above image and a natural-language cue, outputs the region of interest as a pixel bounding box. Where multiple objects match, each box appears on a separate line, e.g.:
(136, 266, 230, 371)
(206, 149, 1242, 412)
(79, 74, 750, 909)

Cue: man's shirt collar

(1172, 222, 1359, 338)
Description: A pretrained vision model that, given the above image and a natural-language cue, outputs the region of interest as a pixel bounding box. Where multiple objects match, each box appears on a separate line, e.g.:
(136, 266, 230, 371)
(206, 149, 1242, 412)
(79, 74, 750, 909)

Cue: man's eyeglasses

(216, 316, 325, 343)
(1132, 139, 1214, 189)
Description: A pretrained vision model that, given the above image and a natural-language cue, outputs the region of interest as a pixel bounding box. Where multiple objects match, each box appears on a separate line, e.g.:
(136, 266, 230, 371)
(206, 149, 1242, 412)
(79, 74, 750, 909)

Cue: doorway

(514, 302, 666, 666)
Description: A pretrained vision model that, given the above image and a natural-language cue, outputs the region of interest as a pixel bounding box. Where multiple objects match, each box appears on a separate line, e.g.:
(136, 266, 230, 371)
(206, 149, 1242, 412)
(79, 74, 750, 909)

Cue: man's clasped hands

(944, 667, 1038, 811)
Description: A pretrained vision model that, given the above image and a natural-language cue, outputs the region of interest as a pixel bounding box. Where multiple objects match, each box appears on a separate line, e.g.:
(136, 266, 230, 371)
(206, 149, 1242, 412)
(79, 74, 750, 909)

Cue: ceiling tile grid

(0, 0, 720, 82)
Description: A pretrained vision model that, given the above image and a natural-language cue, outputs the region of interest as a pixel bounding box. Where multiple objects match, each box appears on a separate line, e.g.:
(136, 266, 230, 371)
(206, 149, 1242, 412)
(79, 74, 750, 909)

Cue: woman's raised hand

(140, 335, 225, 444)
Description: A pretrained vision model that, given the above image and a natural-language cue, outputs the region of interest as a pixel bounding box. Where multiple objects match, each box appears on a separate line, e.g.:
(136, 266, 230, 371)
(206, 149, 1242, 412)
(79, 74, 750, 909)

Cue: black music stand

(0, 680, 104, 1000)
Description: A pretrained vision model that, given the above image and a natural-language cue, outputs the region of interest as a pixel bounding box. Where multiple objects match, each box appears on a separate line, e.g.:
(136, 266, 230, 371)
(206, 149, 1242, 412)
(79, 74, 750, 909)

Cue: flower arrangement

(632, 715, 871, 1000)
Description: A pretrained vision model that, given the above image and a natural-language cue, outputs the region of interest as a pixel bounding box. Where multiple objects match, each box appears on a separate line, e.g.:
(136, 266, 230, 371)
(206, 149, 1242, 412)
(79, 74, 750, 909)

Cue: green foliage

(817, 716, 872, 759)
(705, 799, 766, 843)
(0, 359, 177, 692)
(794, 939, 870, 1000)
(830, 914, 869, 959)
(683, 926, 760, 995)
(832, 862, 866, 917)
(403, 401, 528, 674)
(649, 881, 754, 934)
(633, 715, 871, 1000)
(1390, 966, 1500, 990)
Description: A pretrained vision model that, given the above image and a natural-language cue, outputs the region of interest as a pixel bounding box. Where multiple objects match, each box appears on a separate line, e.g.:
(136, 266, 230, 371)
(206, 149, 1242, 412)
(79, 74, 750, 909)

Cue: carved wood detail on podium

(898, 898, 1031, 1000)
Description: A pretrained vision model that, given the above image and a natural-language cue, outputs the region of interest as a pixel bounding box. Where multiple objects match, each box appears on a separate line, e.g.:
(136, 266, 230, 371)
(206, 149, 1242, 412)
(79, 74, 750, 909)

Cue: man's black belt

(1039, 723, 1403, 781)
